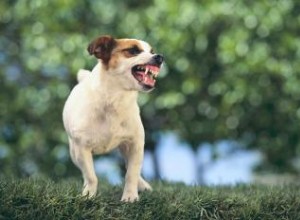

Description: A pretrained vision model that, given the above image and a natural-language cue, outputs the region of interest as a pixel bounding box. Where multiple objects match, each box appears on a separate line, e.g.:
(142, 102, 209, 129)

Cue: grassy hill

(0, 177, 299, 219)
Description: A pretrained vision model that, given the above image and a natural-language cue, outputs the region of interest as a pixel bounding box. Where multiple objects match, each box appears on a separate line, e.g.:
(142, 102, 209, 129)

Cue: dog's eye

(127, 46, 141, 55)
(150, 48, 155, 54)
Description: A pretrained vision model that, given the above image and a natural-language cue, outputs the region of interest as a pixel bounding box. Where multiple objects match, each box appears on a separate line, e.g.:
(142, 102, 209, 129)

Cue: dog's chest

(86, 103, 139, 154)
(97, 103, 127, 134)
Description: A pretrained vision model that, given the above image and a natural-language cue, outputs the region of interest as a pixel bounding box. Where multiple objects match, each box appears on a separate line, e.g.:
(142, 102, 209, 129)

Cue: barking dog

(63, 35, 163, 202)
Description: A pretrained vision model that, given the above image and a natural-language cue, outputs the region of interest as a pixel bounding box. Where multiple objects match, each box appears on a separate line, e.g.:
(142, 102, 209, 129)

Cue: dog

(63, 35, 163, 202)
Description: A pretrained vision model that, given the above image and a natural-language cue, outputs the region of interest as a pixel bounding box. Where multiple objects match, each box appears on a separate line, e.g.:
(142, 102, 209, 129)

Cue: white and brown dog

(63, 35, 163, 202)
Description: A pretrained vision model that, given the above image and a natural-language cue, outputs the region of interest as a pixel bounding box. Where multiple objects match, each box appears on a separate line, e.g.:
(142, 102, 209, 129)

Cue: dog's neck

(91, 62, 139, 103)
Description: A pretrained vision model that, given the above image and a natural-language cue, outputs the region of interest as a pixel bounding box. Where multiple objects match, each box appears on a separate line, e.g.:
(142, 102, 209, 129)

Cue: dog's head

(88, 35, 164, 92)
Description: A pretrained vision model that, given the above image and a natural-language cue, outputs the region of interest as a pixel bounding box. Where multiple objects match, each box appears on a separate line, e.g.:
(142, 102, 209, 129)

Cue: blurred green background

(1, 0, 300, 182)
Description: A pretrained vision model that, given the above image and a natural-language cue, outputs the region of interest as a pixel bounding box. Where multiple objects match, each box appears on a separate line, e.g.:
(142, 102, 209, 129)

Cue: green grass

(0, 177, 300, 220)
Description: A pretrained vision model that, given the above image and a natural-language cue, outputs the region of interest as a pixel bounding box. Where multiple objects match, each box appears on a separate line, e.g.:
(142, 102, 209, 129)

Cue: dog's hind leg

(119, 144, 152, 199)
(69, 140, 98, 198)
(137, 176, 152, 192)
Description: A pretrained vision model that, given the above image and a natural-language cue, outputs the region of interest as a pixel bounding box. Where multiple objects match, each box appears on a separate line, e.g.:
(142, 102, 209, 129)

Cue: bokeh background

(1, 0, 300, 185)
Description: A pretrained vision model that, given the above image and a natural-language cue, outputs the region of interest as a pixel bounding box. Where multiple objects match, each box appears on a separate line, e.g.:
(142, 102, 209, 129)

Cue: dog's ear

(87, 35, 117, 64)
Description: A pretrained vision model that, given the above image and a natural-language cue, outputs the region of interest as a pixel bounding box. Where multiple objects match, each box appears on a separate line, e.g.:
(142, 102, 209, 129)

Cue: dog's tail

(77, 69, 90, 83)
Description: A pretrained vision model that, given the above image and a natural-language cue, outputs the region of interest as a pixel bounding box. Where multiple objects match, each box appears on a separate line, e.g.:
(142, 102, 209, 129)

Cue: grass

(0, 177, 300, 220)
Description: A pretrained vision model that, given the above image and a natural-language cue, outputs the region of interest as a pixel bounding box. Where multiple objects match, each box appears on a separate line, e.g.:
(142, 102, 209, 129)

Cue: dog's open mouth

(132, 64, 160, 88)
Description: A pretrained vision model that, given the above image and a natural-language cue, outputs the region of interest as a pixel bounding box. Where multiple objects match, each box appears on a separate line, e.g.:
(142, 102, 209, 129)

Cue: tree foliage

(1, 0, 300, 178)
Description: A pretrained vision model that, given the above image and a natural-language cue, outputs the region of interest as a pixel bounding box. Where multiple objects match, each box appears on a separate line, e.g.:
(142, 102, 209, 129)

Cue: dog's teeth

(145, 67, 149, 74)
(138, 66, 145, 71)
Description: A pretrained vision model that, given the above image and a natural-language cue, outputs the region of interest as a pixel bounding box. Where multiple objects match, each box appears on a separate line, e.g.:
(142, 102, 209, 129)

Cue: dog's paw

(82, 184, 97, 198)
(121, 191, 139, 202)
(138, 178, 152, 192)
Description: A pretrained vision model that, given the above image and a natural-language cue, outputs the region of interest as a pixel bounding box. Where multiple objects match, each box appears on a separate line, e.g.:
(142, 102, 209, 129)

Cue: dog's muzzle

(131, 54, 164, 90)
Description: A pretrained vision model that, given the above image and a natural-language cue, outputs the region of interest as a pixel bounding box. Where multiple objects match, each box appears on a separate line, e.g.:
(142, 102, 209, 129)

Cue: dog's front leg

(119, 145, 152, 192)
(69, 140, 98, 198)
(121, 139, 144, 202)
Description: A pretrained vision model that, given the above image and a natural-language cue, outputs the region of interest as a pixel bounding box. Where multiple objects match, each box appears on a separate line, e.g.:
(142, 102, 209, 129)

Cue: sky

(95, 132, 262, 186)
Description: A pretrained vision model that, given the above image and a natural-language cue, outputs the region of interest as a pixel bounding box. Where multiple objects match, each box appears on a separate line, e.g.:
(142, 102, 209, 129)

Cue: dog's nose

(153, 54, 164, 65)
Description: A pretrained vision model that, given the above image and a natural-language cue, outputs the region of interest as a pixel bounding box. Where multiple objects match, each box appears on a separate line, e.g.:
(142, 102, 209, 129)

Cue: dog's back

(77, 69, 90, 83)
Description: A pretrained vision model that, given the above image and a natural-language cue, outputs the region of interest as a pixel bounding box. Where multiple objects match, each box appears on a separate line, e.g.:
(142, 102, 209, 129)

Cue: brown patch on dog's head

(107, 39, 146, 69)
(118, 40, 144, 58)
(87, 35, 117, 65)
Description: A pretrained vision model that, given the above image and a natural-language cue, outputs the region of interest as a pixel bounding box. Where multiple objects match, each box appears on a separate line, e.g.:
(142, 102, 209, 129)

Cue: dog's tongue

(135, 73, 155, 87)
(133, 65, 160, 87)
(135, 68, 157, 87)
(143, 74, 155, 87)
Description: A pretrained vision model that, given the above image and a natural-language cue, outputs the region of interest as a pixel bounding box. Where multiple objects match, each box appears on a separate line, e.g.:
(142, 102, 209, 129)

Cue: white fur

(63, 40, 155, 202)
(77, 69, 90, 82)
